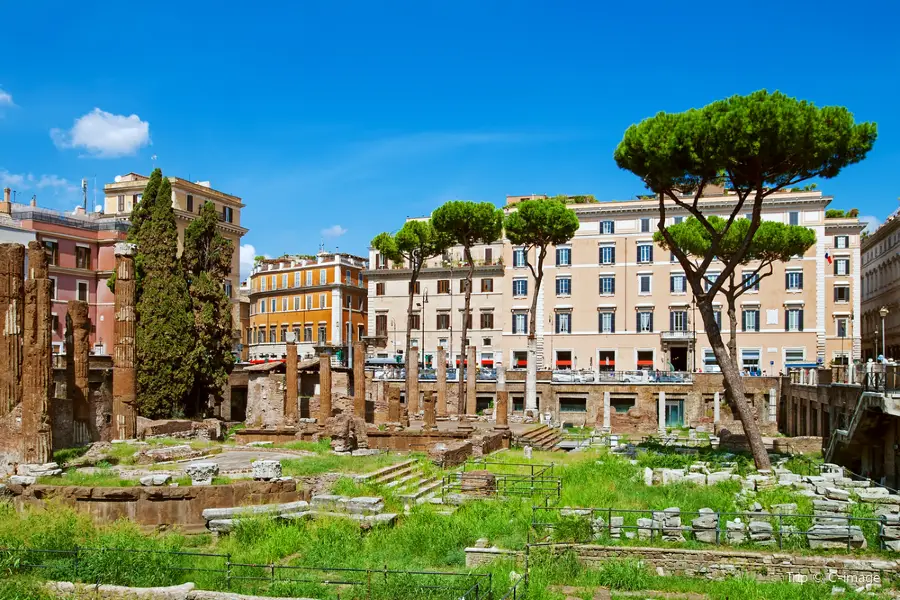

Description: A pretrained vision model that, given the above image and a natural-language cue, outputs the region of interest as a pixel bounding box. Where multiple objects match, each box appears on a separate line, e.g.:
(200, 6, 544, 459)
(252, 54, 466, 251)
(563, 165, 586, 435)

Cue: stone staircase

(515, 424, 563, 451)
(355, 459, 442, 505)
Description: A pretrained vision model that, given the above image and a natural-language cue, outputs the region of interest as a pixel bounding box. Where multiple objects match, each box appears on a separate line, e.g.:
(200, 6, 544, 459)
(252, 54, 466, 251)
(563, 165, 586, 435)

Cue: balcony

(660, 330, 696, 342)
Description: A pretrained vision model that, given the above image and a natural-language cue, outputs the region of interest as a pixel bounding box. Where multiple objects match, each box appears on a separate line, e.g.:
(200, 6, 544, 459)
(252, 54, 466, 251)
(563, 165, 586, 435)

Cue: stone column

(768, 387, 777, 423)
(319, 354, 332, 424)
(886, 420, 897, 489)
(113, 243, 137, 441)
(0, 243, 23, 418)
(497, 364, 506, 390)
(353, 340, 366, 420)
(66, 300, 91, 443)
(388, 385, 401, 424)
(436, 346, 447, 418)
(495, 390, 509, 430)
(284, 342, 298, 425)
(423, 390, 436, 431)
(658, 391, 666, 434)
(22, 242, 52, 463)
(407, 346, 419, 415)
(713, 391, 721, 424)
(465, 345, 477, 416)
(602, 391, 611, 432)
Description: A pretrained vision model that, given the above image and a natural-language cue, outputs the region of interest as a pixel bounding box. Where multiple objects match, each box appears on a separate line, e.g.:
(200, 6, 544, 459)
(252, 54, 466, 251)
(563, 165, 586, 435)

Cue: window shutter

(649, 247, 653, 262)
(610, 315, 615, 333)
(636, 312, 641, 331)
(798, 273, 803, 289)
(785, 273, 789, 288)
(833, 261, 837, 275)
(785, 309, 790, 330)
(649, 312, 653, 332)
(799, 309, 804, 331)
(610, 247, 616, 264)
(609, 278, 615, 294)
(670, 311, 675, 331)
(742, 311, 747, 331)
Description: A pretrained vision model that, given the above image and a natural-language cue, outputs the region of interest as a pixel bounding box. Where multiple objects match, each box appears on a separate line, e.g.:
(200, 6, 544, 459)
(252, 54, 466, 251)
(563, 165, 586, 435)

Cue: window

(318, 325, 327, 343)
(376, 282, 385, 296)
(640, 218, 651, 233)
(306, 271, 312, 286)
(785, 348, 805, 364)
(742, 270, 760, 292)
(437, 279, 450, 294)
(459, 279, 470, 293)
(674, 216, 684, 224)
(834, 286, 850, 303)
(345, 295, 351, 308)
(319, 269, 327, 285)
(513, 351, 528, 369)
(222, 206, 234, 223)
(484, 248, 493, 264)
(703, 349, 720, 373)
(556, 247, 571, 266)
(259, 300, 266, 314)
(224, 281, 232, 298)
(512, 313, 528, 334)
(282, 274, 288, 289)
(637, 311, 653, 332)
(482, 337, 491, 347)
(358, 273, 363, 287)
(270, 298, 276, 313)
(789, 211, 800, 226)
(270, 275, 277, 290)
(75, 246, 91, 270)
(481, 278, 493, 293)
(306, 295, 313, 310)
(834, 258, 850, 276)
(670, 274, 687, 294)
(637, 350, 654, 369)
(513, 278, 528, 297)
(556, 277, 571, 296)
(835, 235, 849, 249)
(437, 313, 450, 330)
(292, 272, 300, 287)
(786, 271, 803, 290)
(257, 327, 265, 344)
(375, 315, 387, 338)
(186, 194, 193, 212)
(280, 325, 288, 342)
(637, 244, 653, 264)
(259, 277, 266, 292)
(408, 281, 421, 294)
(638, 274, 651, 294)
(480, 312, 494, 329)
(269, 328, 276, 343)
(704, 272, 720, 293)
(559, 397, 587, 413)
(464, 311, 472, 329)
(76, 281, 88, 302)
(513, 248, 525, 268)
(319, 293, 327, 308)
(713, 309, 722, 329)
(611, 397, 636, 413)
(294, 296, 300, 310)
(117, 195, 125, 212)
(599, 245, 616, 265)
(601, 220, 615, 234)
(599, 276, 615, 295)
(670, 251, 678, 263)
(836, 317, 848, 338)
(43, 240, 59, 266)
(598, 311, 615, 333)
(741, 349, 761, 371)
(742, 308, 760, 332)
(409, 313, 421, 330)
(670, 310, 688, 332)
(786, 308, 804, 332)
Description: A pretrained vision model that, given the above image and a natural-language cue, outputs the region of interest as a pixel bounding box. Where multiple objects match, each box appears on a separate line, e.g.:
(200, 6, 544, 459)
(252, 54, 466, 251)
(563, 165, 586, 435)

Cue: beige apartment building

(103, 173, 248, 351)
(366, 189, 863, 375)
(861, 208, 900, 360)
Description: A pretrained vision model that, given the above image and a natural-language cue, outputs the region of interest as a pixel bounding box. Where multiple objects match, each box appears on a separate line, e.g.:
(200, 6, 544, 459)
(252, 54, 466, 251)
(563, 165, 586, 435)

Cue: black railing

(0, 546, 491, 599)
(442, 460, 561, 503)
(12, 206, 130, 232)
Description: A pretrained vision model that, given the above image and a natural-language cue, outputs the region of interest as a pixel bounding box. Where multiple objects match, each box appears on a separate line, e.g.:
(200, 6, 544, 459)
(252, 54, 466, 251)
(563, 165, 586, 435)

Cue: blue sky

(2, 0, 898, 280)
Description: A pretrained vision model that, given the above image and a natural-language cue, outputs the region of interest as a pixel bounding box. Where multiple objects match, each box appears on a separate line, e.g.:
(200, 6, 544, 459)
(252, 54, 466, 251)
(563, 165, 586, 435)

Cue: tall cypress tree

(134, 174, 196, 418)
(183, 201, 236, 415)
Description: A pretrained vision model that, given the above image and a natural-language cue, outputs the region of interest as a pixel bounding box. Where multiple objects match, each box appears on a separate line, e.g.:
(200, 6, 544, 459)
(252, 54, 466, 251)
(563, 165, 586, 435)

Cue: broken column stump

(113, 242, 137, 440)
(22, 241, 52, 464)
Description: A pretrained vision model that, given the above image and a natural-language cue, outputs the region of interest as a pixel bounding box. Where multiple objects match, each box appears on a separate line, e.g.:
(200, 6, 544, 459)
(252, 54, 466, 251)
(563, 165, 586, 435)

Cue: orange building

(247, 251, 368, 363)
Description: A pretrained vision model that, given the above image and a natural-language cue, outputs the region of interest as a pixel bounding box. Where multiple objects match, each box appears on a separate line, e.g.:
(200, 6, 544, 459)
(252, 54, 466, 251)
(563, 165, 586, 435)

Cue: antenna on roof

(81, 178, 88, 211)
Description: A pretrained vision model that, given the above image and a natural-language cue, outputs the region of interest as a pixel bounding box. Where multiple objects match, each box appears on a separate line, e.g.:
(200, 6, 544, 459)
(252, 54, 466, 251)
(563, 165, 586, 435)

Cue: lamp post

(881, 306, 890, 360)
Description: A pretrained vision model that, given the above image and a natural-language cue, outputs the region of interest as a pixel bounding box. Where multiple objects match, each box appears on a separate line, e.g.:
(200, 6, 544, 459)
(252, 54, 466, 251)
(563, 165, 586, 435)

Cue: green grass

(277, 438, 333, 453)
(51, 446, 89, 466)
(281, 452, 408, 477)
(38, 469, 235, 488)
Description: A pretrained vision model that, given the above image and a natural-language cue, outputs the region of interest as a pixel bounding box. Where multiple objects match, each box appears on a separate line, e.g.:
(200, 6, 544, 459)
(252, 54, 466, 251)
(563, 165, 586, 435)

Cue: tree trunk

(458, 246, 475, 414)
(698, 299, 771, 469)
(525, 247, 546, 415)
(405, 266, 420, 411)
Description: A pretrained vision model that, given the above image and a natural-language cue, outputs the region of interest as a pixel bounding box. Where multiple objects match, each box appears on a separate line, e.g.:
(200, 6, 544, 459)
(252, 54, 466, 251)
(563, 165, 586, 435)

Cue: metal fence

(552, 370, 693, 384)
(442, 460, 561, 504)
(530, 506, 887, 553)
(0, 546, 492, 599)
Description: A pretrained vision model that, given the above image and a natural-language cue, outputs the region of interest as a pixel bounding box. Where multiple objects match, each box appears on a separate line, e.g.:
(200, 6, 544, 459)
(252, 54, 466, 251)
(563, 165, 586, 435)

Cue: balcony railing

(552, 370, 693, 384)
(854, 363, 900, 393)
(660, 330, 696, 342)
(370, 367, 496, 381)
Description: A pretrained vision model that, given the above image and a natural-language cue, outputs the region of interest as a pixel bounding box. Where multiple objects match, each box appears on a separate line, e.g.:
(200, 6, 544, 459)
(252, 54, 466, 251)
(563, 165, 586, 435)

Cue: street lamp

(881, 306, 890, 360)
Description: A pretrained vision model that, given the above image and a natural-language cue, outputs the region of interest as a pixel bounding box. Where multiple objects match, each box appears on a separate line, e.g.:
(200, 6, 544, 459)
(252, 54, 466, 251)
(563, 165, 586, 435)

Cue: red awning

(516, 359, 527, 367)
(482, 360, 494, 367)
(456, 360, 468, 366)
(600, 359, 615, 366)
(637, 360, 654, 366)
(556, 360, 572, 367)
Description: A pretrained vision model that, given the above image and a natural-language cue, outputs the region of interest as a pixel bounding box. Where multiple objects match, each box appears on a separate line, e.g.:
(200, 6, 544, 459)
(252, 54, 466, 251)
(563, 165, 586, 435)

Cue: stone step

(385, 471, 423, 489)
(355, 459, 417, 483)
(374, 464, 418, 485)
(400, 478, 442, 501)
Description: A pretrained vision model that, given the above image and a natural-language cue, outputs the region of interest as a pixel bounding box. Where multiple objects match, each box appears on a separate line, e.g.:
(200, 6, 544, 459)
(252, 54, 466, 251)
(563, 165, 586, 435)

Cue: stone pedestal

(113, 243, 137, 441)
(408, 346, 419, 415)
(436, 346, 447, 417)
(465, 345, 477, 416)
(319, 354, 332, 425)
(0, 243, 23, 418)
(495, 390, 509, 430)
(423, 390, 436, 431)
(22, 242, 52, 463)
(353, 341, 366, 421)
(713, 391, 721, 424)
(768, 387, 777, 423)
(658, 391, 666, 434)
(387, 385, 401, 425)
(66, 300, 91, 444)
(497, 365, 506, 391)
(284, 343, 298, 425)
(602, 391, 611, 432)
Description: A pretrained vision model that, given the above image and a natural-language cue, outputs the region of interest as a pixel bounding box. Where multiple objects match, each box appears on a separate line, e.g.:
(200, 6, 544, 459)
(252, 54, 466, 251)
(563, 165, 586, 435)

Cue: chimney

(30, 195, 36, 207)
(0, 187, 9, 215)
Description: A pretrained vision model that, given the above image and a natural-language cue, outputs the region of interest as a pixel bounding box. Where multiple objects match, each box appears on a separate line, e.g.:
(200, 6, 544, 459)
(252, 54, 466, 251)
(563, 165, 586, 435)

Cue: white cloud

(51, 108, 150, 158)
(0, 88, 13, 106)
(36, 174, 77, 193)
(0, 169, 78, 199)
(860, 215, 882, 234)
(0, 170, 28, 188)
(321, 224, 347, 238)
(239, 244, 270, 282)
